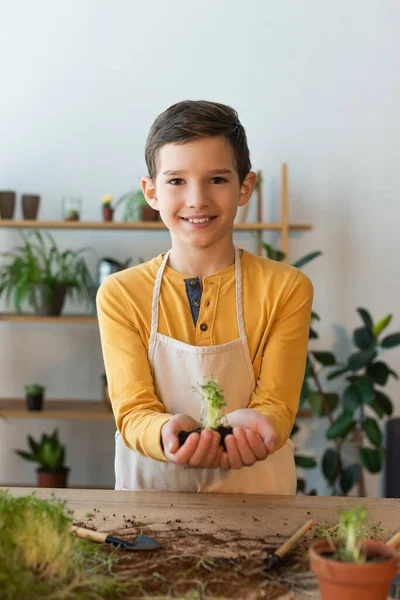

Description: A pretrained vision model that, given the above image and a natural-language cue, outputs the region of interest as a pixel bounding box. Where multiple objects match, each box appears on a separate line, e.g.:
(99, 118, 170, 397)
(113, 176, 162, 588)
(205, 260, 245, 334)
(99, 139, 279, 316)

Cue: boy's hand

(219, 409, 280, 471)
(161, 413, 223, 469)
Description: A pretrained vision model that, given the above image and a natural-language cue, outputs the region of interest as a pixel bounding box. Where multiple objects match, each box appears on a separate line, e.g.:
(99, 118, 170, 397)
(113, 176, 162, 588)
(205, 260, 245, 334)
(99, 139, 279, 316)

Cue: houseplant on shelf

(25, 383, 45, 411)
(102, 194, 114, 222)
(0, 230, 96, 316)
(309, 506, 398, 600)
(15, 429, 70, 488)
(114, 189, 159, 222)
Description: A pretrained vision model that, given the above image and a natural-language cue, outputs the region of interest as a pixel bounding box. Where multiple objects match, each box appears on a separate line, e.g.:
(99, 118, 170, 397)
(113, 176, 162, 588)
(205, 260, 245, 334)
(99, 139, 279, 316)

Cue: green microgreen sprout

(193, 376, 226, 430)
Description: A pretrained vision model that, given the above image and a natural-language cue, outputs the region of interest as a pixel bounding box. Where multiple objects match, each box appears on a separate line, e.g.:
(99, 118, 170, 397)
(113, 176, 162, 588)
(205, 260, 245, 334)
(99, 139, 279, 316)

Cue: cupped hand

(161, 413, 223, 469)
(219, 409, 280, 471)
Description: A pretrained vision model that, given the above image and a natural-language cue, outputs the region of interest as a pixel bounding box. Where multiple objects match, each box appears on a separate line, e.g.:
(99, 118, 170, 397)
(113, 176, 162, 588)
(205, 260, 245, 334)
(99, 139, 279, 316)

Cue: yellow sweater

(96, 250, 314, 462)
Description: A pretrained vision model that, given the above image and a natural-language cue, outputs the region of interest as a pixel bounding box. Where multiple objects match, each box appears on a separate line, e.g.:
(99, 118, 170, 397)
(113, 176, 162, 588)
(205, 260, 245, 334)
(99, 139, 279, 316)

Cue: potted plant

(0, 230, 95, 316)
(25, 383, 45, 411)
(21, 194, 40, 220)
(0, 191, 16, 219)
(309, 507, 398, 600)
(114, 189, 159, 222)
(102, 194, 114, 222)
(15, 429, 70, 488)
(178, 376, 233, 448)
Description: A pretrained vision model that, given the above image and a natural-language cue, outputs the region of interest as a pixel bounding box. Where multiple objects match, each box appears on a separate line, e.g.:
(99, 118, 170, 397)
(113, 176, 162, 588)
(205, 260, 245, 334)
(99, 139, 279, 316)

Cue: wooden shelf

(0, 399, 114, 420)
(0, 219, 312, 231)
(0, 313, 97, 323)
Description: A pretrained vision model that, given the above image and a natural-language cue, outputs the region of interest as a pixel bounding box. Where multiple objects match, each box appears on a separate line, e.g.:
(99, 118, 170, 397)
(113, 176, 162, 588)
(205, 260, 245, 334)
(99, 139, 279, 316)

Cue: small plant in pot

(0, 230, 95, 316)
(114, 189, 159, 222)
(178, 377, 233, 449)
(309, 506, 398, 600)
(25, 383, 45, 411)
(102, 194, 114, 221)
(15, 429, 69, 488)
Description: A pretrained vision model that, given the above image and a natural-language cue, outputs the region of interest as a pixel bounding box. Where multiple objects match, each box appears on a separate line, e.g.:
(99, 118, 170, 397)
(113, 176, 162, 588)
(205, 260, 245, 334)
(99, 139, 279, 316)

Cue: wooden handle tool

(72, 525, 159, 551)
(386, 530, 400, 549)
(264, 519, 315, 570)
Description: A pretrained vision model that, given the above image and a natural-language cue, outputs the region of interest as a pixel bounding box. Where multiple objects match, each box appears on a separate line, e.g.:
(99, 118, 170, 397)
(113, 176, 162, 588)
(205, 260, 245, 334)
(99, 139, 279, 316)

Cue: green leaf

(299, 378, 309, 407)
(348, 350, 377, 371)
(311, 311, 320, 322)
(294, 455, 317, 469)
(327, 366, 348, 381)
(372, 314, 392, 338)
(291, 422, 299, 437)
(340, 464, 360, 495)
(27, 435, 39, 454)
(388, 367, 399, 380)
(360, 447, 381, 473)
(381, 332, 400, 349)
(374, 390, 393, 416)
(326, 412, 355, 440)
(309, 327, 318, 340)
(311, 351, 336, 366)
(356, 376, 375, 405)
(343, 384, 360, 413)
(297, 478, 306, 493)
(370, 397, 385, 418)
(308, 392, 339, 417)
(353, 327, 374, 351)
(367, 361, 389, 386)
(357, 308, 373, 332)
(363, 418, 382, 448)
(322, 448, 340, 485)
(291, 251, 322, 269)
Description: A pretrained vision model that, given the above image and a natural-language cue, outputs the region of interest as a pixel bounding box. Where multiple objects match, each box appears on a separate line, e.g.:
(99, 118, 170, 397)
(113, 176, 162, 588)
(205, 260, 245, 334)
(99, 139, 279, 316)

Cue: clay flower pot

(102, 205, 114, 221)
(22, 194, 40, 219)
(309, 539, 398, 600)
(37, 467, 69, 488)
(0, 191, 16, 219)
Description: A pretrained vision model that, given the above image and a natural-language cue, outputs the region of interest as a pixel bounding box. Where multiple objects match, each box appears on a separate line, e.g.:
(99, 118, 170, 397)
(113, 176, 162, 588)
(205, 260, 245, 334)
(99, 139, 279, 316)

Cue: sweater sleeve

(96, 277, 172, 462)
(247, 270, 314, 449)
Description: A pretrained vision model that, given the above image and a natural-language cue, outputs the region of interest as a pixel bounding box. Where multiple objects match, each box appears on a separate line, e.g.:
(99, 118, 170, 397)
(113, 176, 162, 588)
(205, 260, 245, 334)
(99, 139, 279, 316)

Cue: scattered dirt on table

(74, 513, 315, 599)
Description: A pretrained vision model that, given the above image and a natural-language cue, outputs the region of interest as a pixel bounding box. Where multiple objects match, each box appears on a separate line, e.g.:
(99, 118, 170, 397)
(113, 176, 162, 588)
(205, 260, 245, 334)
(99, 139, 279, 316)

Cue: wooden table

(3, 488, 400, 599)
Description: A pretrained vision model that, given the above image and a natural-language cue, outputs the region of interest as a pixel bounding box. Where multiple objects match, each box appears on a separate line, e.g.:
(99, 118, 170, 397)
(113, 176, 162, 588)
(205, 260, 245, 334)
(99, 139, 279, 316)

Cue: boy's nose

(185, 185, 210, 208)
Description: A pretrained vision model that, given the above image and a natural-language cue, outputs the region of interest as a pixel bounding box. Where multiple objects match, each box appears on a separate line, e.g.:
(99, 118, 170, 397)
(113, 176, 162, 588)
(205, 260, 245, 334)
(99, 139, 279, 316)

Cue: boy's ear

(238, 171, 257, 207)
(141, 176, 158, 209)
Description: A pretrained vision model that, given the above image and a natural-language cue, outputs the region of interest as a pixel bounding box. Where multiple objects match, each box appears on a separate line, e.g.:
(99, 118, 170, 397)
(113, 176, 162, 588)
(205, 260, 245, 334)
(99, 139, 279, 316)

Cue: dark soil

(74, 512, 315, 599)
(178, 425, 234, 450)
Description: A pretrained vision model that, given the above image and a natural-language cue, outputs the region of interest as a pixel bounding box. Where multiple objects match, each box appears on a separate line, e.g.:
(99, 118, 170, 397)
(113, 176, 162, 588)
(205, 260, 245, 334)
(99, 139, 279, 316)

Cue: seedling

(178, 376, 233, 449)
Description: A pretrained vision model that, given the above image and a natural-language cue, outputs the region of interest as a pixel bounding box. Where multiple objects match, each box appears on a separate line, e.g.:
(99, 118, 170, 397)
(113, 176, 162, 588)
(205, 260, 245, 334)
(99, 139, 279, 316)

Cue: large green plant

(114, 189, 148, 221)
(259, 237, 400, 496)
(15, 429, 67, 473)
(0, 230, 95, 313)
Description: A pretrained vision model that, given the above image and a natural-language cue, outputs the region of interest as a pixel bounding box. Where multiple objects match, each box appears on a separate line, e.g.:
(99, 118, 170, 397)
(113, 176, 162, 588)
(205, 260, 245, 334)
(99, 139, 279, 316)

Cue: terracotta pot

(0, 191, 16, 219)
(102, 205, 114, 221)
(22, 194, 40, 219)
(37, 468, 69, 488)
(38, 283, 67, 316)
(309, 539, 398, 600)
(141, 205, 159, 221)
(26, 393, 44, 411)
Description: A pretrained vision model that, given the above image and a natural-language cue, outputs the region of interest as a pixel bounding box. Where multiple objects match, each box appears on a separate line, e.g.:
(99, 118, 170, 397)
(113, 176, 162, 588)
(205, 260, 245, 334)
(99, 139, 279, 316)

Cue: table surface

(3, 488, 400, 599)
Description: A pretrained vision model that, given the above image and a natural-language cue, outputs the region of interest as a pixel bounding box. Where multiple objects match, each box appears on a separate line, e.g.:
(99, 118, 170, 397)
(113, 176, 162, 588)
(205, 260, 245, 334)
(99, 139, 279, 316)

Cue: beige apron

(115, 248, 296, 494)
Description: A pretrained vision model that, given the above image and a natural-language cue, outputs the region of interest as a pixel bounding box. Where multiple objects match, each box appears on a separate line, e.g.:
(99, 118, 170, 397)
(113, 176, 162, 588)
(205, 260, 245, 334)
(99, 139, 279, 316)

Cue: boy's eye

(167, 178, 185, 185)
(210, 177, 228, 184)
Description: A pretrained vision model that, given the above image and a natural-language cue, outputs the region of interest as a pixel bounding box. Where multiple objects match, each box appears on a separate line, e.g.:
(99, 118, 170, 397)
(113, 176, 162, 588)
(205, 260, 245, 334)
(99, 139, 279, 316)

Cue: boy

(97, 100, 313, 494)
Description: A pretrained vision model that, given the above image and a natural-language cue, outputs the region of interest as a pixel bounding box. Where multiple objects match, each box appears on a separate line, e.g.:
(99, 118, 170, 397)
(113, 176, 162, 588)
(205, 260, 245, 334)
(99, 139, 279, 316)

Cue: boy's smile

(142, 136, 255, 262)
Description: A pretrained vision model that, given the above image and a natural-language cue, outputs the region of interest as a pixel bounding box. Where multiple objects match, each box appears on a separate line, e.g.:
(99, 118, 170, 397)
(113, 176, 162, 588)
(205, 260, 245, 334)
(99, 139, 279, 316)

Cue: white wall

(0, 0, 399, 494)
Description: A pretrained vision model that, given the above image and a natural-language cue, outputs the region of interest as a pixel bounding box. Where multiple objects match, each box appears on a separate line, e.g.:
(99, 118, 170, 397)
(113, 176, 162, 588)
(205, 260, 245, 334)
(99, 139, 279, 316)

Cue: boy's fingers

(224, 434, 244, 470)
(189, 429, 215, 467)
(210, 446, 223, 469)
(244, 429, 268, 461)
(200, 431, 222, 468)
(219, 452, 230, 471)
(232, 427, 257, 466)
(167, 431, 200, 464)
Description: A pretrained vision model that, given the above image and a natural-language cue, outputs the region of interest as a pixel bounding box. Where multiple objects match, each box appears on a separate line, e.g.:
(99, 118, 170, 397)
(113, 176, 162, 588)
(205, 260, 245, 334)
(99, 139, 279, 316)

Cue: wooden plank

(0, 219, 312, 231)
(0, 399, 114, 420)
(0, 313, 97, 323)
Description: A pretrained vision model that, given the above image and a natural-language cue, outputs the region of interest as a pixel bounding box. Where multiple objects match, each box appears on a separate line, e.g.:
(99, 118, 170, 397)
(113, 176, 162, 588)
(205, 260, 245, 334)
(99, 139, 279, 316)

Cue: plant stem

(356, 404, 367, 498)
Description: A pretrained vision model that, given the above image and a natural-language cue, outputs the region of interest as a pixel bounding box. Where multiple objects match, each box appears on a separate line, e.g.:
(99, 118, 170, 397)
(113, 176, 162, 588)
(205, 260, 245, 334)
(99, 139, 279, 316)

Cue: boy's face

(142, 136, 255, 251)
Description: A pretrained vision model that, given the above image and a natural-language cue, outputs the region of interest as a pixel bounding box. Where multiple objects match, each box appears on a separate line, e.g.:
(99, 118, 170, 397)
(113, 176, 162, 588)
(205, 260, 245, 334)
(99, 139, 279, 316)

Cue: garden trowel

(72, 525, 159, 551)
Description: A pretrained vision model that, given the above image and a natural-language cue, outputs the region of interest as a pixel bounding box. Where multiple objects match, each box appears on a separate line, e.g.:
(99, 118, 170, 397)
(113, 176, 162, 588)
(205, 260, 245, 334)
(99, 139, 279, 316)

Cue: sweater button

(193, 300, 200, 307)
(200, 323, 208, 331)
(189, 279, 196, 287)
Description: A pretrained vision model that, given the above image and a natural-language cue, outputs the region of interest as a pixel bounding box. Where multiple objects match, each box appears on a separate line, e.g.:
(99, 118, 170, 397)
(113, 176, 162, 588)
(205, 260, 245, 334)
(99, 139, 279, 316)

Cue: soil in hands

(178, 425, 234, 450)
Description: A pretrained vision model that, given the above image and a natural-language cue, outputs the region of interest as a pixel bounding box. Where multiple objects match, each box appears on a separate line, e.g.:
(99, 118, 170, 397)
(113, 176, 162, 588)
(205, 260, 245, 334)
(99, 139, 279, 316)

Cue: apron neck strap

(149, 248, 246, 350)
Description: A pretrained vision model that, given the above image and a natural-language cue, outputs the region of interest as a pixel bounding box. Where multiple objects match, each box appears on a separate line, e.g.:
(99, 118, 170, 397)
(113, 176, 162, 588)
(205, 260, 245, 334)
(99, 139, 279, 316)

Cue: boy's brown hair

(145, 100, 251, 185)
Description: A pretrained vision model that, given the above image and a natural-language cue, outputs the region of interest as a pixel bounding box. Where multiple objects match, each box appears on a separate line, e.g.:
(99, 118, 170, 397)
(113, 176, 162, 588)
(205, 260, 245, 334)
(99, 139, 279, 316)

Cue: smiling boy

(97, 100, 314, 494)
